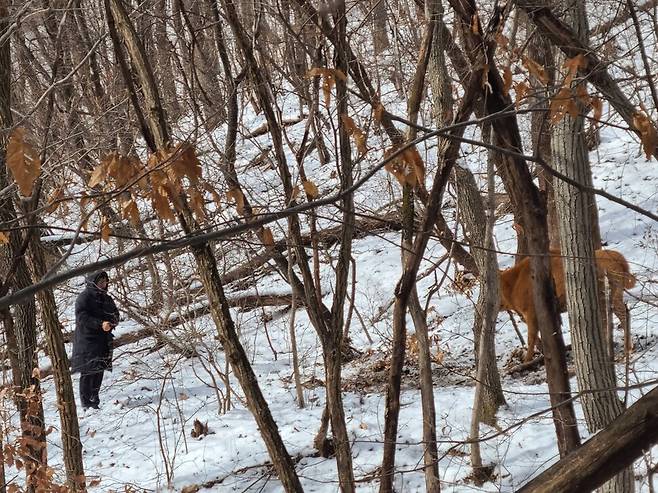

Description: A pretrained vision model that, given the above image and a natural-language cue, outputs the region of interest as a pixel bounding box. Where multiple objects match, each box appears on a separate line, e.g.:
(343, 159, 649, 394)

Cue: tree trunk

(447, 0, 581, 457)
(455, 163, 506, 426)
(0, 4, 46, 491)
(527, 31, 560, 248)
(551, 2, 633, 491)
(27, 238, 85, 491)
(372, 0, 390, 54)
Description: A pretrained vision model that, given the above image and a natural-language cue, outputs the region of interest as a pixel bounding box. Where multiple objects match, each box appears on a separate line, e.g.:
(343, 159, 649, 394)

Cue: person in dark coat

(71, 271, 119, 410)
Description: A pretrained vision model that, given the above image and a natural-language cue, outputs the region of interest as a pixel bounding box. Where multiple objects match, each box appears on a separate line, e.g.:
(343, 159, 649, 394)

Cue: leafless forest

(1, 0, 658, 491)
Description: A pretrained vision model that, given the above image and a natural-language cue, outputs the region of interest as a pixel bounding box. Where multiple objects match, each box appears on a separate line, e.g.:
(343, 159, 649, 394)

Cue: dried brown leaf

(189, 187, 206, 221)
(7, 128, 41, 197)
(302, 180, 319, 199)
(226, 188, 245, 215)
(502, 66, 513, 97)
(522, 56, 548, 86)
(471, 14, 480, 34)
(0, 231, 8, 245)
(88, 160, 109, 188)
(514, 81, 529, 109)
(46, 187, 64, 214)
(151, 188, 176, 222)
(373, 102, 385, 126)
(591, 97, 603, 122)
(307, 68, 346, 107)
(261, 227, 274, 247)
(549, 87, 575, 123)
(633, 112, 658, 160)
(101, 222, 111, 243)
(340, 114, 368, 155)
(121, 197, 143, 226)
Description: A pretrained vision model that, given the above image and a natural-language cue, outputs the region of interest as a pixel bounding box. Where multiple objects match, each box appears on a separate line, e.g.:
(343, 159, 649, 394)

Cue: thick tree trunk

(551, 2, 633, 491)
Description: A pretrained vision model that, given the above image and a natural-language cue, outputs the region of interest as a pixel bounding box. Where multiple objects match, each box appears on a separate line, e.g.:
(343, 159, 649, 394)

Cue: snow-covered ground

(11, 116, 654, 493)
(3, 4, 658, 490)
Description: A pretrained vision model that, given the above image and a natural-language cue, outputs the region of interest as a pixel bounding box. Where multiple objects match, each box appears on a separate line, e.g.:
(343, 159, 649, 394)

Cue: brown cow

(499, 249, 636, 362)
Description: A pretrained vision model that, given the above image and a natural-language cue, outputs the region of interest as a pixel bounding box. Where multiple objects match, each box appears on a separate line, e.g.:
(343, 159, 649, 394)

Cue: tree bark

(27, 237, 85, 491)
(455, 164, 505, 425)
(448, 0, 581, 457)
(0, 4, 46, 491)
(551, 2, 633, 491)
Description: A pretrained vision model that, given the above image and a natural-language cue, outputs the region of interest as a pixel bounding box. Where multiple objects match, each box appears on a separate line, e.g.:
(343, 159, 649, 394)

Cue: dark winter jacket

(71, 271, 119, 374)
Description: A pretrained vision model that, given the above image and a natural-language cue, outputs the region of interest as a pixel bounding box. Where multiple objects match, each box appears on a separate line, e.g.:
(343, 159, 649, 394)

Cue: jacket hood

(85, 271, 109, 289)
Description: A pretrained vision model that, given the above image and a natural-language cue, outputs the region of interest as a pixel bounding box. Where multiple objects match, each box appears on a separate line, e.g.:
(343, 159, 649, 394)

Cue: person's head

(86, 271, 109, 291)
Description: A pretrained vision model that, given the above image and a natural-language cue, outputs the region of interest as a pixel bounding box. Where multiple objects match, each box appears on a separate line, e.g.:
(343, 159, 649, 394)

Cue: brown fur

(499, 249, 636, 362)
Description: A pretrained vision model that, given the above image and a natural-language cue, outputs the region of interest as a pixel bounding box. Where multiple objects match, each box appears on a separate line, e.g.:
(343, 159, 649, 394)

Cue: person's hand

(102, 321, 113, 332)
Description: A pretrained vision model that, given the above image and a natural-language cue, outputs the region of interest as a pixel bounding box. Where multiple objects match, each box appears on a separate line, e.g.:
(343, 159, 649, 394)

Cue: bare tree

(0, 4, 47, 491)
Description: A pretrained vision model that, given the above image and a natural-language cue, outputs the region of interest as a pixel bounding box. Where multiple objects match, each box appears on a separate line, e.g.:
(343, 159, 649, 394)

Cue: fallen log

(518, 385, 658, 492)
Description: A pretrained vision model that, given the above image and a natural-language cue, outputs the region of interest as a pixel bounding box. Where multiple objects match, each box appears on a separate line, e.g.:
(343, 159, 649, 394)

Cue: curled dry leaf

(203, 182, 223, 209)
(151, 188, 176, 222)
(169, 144, 202, 185)
(522, 56, 548, 86)
(591, 97, 603, 122)
(307, 67, 347, 107)
(46, 187, 64, 214)
(121, 196, 142, 226)
(513, 81, 529, 109)
(373, 101, 385, 127)
(502, 66, 513, 97)
(101, 222, 111, 243)
(226, 187, 245, 215)
(384, 145, 425, 188)
(470, 13, 480, 34)
(562, 54, 587, 87)
(549, 87, 575, 123)
(261, 227, 275, 247)
(340, 114, 368, 155)
(88, 160, 109, 188)
(188, 187, 206, 221)
(633, 112, 658, 160)
(7, 128, 41, 197)
(302, 179, 319, 199)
